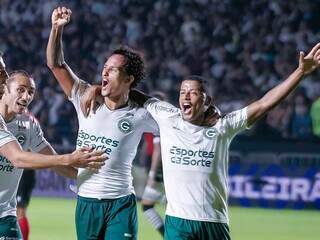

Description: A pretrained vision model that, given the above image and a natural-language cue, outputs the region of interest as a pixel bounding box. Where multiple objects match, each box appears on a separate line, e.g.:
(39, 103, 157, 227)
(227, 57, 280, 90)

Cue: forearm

(39, 145, 77, 178)
(46, 26, 65, 69)
(149, 143, 161, 179)
(52, 166, 78, 179)
(247, 68, 304, 125)
(259, 68, 304, 110)
(0, 141, 69, 169)
(14, 151, 69, 169)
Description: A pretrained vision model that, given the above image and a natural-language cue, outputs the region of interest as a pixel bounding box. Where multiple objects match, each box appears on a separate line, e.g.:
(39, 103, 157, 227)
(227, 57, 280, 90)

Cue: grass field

(28, 197, 320, 240)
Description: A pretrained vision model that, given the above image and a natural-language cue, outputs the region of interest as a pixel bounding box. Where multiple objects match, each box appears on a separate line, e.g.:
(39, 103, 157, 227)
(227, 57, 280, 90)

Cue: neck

(104, 92, 129, 110)
(0, 103, 16, 122)
(188, 112, 205, 126)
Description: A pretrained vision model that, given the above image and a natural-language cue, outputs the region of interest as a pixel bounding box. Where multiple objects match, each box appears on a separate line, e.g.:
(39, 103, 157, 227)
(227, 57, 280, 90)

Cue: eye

(17, 88, 24, 93)
(180, 91, 185, 95)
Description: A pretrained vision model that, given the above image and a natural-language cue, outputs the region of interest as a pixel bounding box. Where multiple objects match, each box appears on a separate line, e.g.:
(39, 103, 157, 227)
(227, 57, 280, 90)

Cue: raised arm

(0, 140, 106, 169)
(247, 43, 320, 126)
(46, 6, 79, 98)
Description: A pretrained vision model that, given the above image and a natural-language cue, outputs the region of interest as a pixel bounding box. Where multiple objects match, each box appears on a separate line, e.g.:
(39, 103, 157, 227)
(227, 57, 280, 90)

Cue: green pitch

(28, 197, 320, 240)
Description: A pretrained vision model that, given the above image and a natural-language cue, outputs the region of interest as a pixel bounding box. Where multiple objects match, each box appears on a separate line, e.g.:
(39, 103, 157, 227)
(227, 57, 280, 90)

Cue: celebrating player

(0, 54, 107, 239)
(46, 7, 159, 240)
(82, 42, 320, 240)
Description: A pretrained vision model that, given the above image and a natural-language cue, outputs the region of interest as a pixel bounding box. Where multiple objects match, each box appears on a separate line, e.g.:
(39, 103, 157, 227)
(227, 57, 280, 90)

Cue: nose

(103, 68, 109, 77)
(21, 91, 31, 102)
(184, 92, 191, 100)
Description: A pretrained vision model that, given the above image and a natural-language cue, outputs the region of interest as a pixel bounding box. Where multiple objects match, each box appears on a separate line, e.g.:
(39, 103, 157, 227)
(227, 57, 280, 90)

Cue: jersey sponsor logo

(77, 130, 119, 155)
(0, 155, 14, 172)
(118, 119, 133, 134)
(15, 132, 26, 146)
(204, 128, 217, 139)
(155, 104, 178, 114)
(169, 146, 214, 167)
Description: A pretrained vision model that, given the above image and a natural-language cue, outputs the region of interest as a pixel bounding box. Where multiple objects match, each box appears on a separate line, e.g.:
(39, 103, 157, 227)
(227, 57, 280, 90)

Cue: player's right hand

(52, 6, 72, 28)
(66, 147, 107, 171)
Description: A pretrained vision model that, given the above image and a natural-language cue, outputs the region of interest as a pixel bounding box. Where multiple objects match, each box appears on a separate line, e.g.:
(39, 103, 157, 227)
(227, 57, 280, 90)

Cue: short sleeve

(144, 98, 180, 121)
(0, 116, 16, 147)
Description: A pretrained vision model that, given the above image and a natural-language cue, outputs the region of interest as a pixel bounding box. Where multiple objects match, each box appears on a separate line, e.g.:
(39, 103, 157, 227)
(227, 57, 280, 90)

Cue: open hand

(67, 147, 107, 171)
(299, 43, 320, 75)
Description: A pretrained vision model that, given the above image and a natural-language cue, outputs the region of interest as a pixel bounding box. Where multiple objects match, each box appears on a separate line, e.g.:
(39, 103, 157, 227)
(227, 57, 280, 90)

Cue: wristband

(148, 170, 156, 179)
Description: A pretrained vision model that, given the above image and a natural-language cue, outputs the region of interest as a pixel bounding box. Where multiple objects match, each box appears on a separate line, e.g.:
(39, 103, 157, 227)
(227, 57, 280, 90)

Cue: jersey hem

(165, 213, 229, 224)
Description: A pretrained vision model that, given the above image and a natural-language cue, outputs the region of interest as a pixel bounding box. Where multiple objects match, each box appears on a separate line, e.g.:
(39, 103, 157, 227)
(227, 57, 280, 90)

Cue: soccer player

(0, 54, 106, 240)
(16, 169, 35, 240)
(46, 7, 158, 240)
(141, 92, 167, 238)
(82, 43, 320, 240)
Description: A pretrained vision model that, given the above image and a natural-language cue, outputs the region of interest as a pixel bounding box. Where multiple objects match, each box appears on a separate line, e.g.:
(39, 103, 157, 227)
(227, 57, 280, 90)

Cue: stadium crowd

(1, 0, 320, 149)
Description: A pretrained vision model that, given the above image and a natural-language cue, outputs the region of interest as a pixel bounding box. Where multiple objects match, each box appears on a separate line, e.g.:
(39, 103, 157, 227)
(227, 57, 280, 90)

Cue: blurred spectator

(1, 0, 320, 144)
(310, 96, 320, 138)
(289, 92, 313, 139)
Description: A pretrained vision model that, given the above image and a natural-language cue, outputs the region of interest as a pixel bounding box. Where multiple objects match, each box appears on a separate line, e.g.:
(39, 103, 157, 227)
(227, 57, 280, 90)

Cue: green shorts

(0, 215, 22, 240)
(164, 215, 230, 240)
(75, 194, 137, 240)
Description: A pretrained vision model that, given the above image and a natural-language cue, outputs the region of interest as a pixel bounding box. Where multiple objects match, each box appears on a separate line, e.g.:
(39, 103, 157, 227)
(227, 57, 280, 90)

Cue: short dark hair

(182, 75, 208, 93)
(112, 47, 145, 88)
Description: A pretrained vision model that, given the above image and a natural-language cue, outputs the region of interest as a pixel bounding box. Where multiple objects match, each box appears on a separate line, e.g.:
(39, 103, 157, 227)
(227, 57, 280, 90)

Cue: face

(3, 74, 35, 114)
(179, 80, 206, 124)
(0, 55, 8, 98)
(101, 54, 132, 99)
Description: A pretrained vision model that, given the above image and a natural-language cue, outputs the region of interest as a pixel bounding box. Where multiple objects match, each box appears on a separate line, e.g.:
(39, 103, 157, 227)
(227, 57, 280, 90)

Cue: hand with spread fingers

(67, 147, 107, 171)
(298, 43, 320, 75)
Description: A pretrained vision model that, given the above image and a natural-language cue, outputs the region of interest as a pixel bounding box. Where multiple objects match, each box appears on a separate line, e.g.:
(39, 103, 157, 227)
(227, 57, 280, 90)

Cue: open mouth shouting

(102, 78, 109, 88)
(182, 102, 192, 115)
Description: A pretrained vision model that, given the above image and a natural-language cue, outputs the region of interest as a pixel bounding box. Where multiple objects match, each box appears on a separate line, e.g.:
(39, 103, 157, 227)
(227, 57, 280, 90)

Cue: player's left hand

(299, 42, 320, 75)
(80, 85, 101, 118)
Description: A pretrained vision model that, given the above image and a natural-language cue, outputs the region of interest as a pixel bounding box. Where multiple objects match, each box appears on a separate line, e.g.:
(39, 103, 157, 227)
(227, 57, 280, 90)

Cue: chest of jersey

(7, 118, 32, 151)
(76, 105, 155, 157)
(159, 117, 219, 174)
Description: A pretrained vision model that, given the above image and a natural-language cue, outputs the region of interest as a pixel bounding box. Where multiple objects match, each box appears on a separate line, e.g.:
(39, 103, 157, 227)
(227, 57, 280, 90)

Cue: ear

(204, 94, 212, 106)
(127, 75, 134, 85)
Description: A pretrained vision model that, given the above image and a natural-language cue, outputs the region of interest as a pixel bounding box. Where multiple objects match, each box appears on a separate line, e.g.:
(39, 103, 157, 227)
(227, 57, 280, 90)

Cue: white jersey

(0, 113, 49, 218)
(145, 99, 248, 224)
(70, 81, 158, 199)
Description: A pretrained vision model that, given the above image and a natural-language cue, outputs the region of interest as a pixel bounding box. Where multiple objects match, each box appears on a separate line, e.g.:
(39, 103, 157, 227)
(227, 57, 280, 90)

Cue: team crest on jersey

(118, 118, 133, 134)
(15, 133, 27, 146)
(204, 128, 217, 139)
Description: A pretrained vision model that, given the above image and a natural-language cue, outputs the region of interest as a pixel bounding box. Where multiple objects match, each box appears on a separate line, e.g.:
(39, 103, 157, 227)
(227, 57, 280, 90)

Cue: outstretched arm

(46, 6, 79, 98)
(0, 140, 106, 169)
(247, 43, 320, 126)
